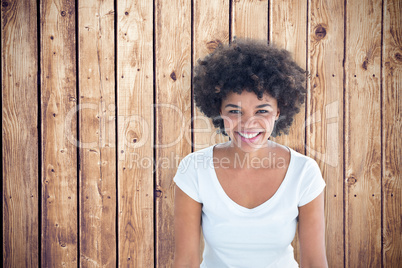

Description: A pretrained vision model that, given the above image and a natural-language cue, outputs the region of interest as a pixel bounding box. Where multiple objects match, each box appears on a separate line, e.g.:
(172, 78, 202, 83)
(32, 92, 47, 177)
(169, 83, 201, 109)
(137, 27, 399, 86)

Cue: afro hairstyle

(193, 38, 307, 137)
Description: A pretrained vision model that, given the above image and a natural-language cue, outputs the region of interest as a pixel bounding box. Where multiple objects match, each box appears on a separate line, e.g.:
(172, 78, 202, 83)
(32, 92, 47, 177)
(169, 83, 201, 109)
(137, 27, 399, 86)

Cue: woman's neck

(222, 140, 281, 169)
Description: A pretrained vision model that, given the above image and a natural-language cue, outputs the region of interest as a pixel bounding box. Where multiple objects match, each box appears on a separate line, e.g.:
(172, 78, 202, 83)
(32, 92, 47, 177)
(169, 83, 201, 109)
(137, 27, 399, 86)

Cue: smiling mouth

(237, 131, 262, 139)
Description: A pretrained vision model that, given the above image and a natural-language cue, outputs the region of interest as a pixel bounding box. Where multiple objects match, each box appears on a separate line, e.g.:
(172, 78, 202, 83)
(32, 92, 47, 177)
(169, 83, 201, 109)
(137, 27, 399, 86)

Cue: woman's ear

(275, 109, 280, 121)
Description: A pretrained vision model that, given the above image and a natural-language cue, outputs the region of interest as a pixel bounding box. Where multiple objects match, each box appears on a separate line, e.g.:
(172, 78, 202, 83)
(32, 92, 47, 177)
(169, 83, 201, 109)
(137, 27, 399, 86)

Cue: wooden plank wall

(2, 0, 401, 267)
(345, 0, 383, 266)
(307, 0, 344, 266)
(40, 0, 78, 266)
(79, 0, 116, 266)
(155, 0, 191, 267)
(2, 1, 39, 267)
(117, 0, 154, 266)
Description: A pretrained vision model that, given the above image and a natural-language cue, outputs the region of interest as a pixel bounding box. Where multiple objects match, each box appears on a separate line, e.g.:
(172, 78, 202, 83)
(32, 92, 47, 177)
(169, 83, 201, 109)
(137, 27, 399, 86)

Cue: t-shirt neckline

(209, 143, 293, 213)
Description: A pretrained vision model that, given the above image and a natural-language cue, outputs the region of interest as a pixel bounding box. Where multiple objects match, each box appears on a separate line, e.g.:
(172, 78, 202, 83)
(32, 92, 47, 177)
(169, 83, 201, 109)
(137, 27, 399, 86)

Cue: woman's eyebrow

(224, 104, 241, 108)
(224, 103, 272, 108)
(255, 104, 272, 108)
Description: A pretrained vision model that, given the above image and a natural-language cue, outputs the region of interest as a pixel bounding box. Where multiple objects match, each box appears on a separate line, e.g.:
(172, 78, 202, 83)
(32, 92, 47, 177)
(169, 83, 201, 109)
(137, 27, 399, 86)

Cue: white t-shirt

(173, 144, 326, 268)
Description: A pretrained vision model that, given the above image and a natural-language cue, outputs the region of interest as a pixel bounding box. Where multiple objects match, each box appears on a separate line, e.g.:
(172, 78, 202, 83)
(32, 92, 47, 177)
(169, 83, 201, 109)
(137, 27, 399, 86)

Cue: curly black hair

(193, 39, 307, 137)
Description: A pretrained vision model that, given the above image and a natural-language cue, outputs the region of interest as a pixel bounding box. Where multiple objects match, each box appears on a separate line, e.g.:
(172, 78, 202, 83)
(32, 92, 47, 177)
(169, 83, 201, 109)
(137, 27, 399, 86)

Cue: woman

(173, 39, 328, 268)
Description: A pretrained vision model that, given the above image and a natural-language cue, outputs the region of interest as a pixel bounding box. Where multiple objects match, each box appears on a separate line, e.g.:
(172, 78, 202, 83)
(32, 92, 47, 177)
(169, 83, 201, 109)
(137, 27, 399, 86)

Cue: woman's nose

(240, 114, 257, 127)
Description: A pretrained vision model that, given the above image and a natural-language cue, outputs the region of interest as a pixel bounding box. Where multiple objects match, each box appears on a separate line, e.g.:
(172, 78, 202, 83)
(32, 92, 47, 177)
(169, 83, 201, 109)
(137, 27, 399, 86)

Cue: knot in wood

(170, 71, 177, 81)
(2, 1, 8, 7)
(314, 25, 327, 40)
(206, 39, 222, 52)
(61, 11, 66, 17)
(395, 52, 402, 62)
(362, 57, 369, 70)
(127, 130, 140, 145)
(347, 176, 357, 185)
(155, 189, 163, 198)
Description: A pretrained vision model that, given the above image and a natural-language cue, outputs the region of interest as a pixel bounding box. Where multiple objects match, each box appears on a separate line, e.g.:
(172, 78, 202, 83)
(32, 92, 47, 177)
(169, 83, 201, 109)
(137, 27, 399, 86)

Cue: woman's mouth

(236, 131, 263, 142)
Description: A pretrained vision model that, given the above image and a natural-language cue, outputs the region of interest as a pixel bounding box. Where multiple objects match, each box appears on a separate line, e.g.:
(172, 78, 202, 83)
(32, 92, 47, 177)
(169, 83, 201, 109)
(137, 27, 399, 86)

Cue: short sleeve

(173, 155, 202, 203)
(298, 160, 326, 207)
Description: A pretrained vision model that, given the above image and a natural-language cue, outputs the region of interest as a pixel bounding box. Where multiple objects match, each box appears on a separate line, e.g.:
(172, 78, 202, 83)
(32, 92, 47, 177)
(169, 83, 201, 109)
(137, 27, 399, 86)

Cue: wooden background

(2, 0, 401, 267)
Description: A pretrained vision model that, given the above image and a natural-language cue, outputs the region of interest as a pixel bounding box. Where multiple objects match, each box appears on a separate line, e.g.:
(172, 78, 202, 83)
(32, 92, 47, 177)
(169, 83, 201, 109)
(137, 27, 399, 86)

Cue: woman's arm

(174, 185, 202, 268)
(298, 191, 328, 268)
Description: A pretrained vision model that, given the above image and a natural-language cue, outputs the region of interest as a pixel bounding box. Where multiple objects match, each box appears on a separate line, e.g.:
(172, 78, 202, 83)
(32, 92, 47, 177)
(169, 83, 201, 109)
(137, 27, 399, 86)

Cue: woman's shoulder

(285, 148, 322, 178)
(184, 144, 214, 159)
(290, 149, 319, 166)
(176, 144, 215, 171)
(271, 142, 319, 169)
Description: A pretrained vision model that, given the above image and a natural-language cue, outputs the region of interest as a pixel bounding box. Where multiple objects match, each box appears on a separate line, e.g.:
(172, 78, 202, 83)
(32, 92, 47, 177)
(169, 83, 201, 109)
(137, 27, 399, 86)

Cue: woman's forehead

(222, 90, 277, 106)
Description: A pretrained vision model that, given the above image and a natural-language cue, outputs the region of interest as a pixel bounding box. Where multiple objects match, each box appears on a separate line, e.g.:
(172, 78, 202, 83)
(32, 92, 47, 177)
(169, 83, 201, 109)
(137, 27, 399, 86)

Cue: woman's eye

(256, 110, 269, 114)
(228, 110, 241, 114)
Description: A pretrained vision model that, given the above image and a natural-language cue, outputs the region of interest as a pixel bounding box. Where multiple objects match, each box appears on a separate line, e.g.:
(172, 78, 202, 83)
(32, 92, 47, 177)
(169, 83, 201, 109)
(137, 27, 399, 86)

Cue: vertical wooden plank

(41, 0, 78, 266)
(307, 0, 344, 267)
(269, 0, 307, 152)
(232, 0, 268, 41)
(269, 0, 307, 262)
(117, 0, 154, 266)
(78, 0, 116, 266)
(344, 0, 382, 267)
(2, 1, 39, 267)
(155, 0, 192, 266)
(382, 0, 402, 266)
(193, 0, 230, 150)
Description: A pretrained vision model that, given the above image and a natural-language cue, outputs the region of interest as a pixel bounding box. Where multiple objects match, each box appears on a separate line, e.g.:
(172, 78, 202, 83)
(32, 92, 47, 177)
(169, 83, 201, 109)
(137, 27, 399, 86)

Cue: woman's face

(220, 90, 280, 152)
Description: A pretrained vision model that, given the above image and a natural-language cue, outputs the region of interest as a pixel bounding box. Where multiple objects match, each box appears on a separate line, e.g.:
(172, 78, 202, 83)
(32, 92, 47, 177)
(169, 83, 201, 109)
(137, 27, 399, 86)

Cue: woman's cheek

(223, 116, 237, 131)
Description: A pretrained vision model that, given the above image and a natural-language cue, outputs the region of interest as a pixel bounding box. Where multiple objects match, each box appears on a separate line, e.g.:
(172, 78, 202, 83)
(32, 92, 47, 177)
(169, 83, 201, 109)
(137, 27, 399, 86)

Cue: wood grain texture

(307, 0, 344, 267)
(345, 0, 382, 267)
(269, 0, 307, 262)
(193, 0, 229, 151)
(2, 1, 402, 267)
(155, 0, 192, 266)
(382, 0, 402, 266)
(117, 0, 154, 266)
(78, 0, 116, 266)
(269, 0, 307, 153)
(40, 0, 78, 266)
(2, 1, 39, 267)
(232, 0, 268, 40)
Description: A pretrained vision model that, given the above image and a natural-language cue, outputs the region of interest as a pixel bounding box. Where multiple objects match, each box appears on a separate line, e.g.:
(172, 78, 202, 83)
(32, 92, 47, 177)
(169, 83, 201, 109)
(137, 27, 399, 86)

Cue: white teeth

(238, 132, 260, 139)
